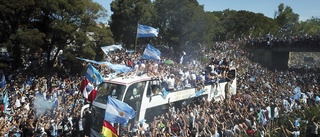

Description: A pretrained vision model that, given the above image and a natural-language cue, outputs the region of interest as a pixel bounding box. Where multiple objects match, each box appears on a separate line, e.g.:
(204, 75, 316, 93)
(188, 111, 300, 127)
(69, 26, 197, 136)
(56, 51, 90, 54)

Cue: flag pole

(135, 22, 139, 54)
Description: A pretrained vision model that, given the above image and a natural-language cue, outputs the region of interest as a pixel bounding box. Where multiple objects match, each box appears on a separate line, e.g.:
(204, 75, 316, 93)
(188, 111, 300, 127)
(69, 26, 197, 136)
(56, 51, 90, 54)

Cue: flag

(80, 78, 90, 92)
(101, 44, 123, 55)
(141, 44, 161, 61)
(161, 88, 169, 99)
(180, 56, 184, 64)
(180, 51, 186, 64)
(293, 86, 301, 101)
(103, 62, 131, 74)
(80, 78, 96, 101)
(101, 120, 118, 137)
(316, 96, 320, 102)
(195, 89, 207, 97)
(76, 57, 102, 65)
(104, 96, 135, 124)
(294, 118, 301, 127)
(76, 57, 131, 74)
(0, 73, 6, 88)
(3, 91, 8, 113)
(137, 24, 159, 38)
(249, 76, 255, 82)
(85, 64, 103, 85)
(88, 88, 97, 102)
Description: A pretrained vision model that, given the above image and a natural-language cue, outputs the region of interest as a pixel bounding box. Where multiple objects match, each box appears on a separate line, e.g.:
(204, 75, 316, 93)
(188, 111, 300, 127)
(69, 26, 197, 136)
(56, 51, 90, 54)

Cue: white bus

(89, 68, 237, 137)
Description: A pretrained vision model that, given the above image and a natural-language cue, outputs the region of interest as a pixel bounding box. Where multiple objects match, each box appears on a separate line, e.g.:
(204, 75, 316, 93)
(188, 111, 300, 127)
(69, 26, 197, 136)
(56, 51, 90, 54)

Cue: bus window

(123, 81, 146, 122)
(145, 104, 168, 123)
(91, 106, 105, 133)
(147, 80, 161, 97)
(227, 69, 235, 79)
(95, 83, 126, 104)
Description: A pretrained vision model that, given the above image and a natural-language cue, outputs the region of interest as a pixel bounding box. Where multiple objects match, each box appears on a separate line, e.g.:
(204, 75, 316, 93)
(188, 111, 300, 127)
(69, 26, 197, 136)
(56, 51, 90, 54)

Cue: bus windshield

(95, 82, 126, 104)
(91, 105, 105, 133)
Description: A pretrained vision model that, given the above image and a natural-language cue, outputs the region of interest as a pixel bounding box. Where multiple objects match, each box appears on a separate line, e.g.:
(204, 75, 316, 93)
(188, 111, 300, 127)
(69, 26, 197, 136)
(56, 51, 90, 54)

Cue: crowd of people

(245, 33, 320, 49)
(113, 42, 320, 137)
(0, 37, 319, 137)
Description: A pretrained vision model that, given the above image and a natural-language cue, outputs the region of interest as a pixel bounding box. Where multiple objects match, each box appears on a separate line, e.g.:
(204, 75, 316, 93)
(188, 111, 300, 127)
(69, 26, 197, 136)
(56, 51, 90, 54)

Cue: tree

(208, 10, 278, 41)
(154, 0, 209, 58)
(0, 0, 41, 65)
(110, 0, 154, 48)
(298, 17, 320, 35)
(0, 0, 113, 71)
(275, 3, 299, 30)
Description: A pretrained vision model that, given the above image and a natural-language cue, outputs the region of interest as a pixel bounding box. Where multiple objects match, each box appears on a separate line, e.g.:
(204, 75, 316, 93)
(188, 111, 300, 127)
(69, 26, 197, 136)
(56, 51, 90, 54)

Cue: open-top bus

(89, 67, 237, 137)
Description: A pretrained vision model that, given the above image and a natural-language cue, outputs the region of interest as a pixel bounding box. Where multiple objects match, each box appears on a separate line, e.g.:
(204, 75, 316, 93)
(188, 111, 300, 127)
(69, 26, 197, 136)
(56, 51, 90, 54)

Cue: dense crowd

(245, 33, 320, 49)
(115, 42, 320, 137)
(0, 37, 320, 137)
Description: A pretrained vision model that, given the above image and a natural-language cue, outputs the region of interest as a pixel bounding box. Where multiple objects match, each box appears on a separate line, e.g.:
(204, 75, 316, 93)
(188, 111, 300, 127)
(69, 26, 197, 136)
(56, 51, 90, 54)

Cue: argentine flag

(85, 64, 103, 85)
(104, 96, 136, 124)
(77, 57, 131, 74)
(102, 62, 131, 74)
(137, 24, 159, 38)
(141, 44, 161, 61)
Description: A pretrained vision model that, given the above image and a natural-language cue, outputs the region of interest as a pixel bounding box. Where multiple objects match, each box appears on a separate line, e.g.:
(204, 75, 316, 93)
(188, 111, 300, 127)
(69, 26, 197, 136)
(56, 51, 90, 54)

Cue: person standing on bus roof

(166, 74, 175, 92)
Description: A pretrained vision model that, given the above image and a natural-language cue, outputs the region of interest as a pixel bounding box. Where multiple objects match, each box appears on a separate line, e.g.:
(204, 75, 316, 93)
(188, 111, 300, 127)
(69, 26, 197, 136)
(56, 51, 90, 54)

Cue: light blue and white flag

(161, 88, 169, 99)
(180, 52, 186, 64)
(103, 62, 131, 74)
(3, 91, 8, 113)
(180, 56, 184, 64)
(137, 24, 159, 38)
(77, 57, 131, 74)
(85, 64, 104, 85)
(141, 44, 161, 61)
(316, 96, 320, 102)
(249, 76, 255, 82)
(195, 89, 207, 97)
(104, 96, 136, 124)
(76, 57, 103, 65)
(101, 44, 123, 55)
(294, 118, 301, 127)
(293, 86, 301, 101)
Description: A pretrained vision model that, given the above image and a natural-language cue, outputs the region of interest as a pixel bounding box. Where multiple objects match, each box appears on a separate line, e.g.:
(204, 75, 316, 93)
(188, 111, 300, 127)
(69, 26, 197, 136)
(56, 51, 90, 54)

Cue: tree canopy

(1, 1, 320, 74)
(0, 0, 113, 72)
(109, 1, 319, 58)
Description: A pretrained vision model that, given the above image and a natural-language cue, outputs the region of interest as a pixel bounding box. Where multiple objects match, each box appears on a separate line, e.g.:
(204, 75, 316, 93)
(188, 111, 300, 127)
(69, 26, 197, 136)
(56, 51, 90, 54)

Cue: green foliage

(1, 0, 319, 72)
(297, 17, 320, 35)
(153, 0, 209, 55)
(0, 0, 112, 70)
(275, 3, 299, 28)
(110, 0, 154, 47)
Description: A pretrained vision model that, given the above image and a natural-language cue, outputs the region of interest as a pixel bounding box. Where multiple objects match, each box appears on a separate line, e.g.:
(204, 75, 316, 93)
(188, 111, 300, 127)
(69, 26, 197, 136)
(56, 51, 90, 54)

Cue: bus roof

(102, 74, 152, 85)
(102, 67, 236, 85)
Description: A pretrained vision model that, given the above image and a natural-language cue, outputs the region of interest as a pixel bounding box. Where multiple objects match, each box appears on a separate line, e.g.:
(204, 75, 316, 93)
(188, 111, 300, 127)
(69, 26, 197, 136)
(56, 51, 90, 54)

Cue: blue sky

(94, 0, 320, 22)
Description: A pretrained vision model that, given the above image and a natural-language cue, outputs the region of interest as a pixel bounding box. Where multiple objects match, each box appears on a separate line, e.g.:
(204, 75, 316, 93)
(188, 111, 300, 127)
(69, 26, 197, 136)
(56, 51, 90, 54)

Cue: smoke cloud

(33, 94, 56, 117)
